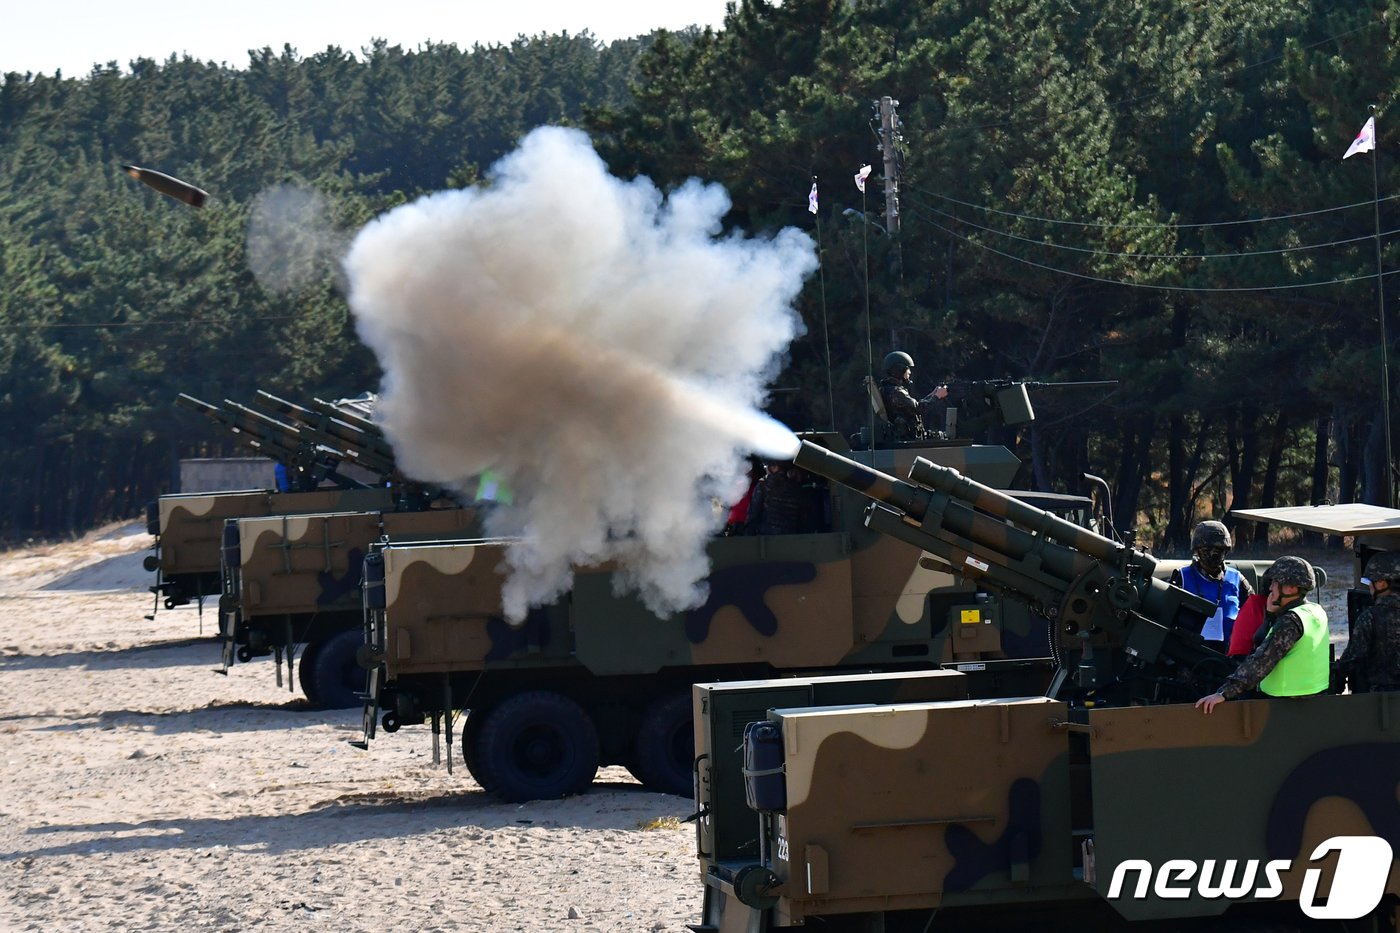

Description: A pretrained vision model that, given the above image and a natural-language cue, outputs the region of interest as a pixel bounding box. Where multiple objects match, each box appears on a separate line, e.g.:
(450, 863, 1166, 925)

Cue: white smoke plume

(247, 184, 349, 295)
(343, 126, 814, 621)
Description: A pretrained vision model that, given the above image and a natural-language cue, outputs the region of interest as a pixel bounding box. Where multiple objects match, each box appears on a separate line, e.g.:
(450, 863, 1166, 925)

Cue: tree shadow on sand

(0, 636, 217, 672)
(5, 784, 692, 860)
(13, 700, 360, 736)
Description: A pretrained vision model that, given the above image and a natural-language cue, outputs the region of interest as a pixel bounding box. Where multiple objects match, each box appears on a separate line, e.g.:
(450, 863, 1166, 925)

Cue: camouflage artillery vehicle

(146, 390, 403, 614)
(147, 485, 393, 614)
(220, 504, 479, 707)
(690, 440, 1396, 932)
(355, 430, 1113, 803)
(180, 391, 488, 708)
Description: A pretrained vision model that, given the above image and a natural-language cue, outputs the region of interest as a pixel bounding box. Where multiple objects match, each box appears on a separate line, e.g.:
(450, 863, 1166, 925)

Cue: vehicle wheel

(474, 691, 599, 802)
(304, 629, 366, 710)
(460, 711, 495, 793)
(297, 640, 324, 705)
(632, 691, 695, 797)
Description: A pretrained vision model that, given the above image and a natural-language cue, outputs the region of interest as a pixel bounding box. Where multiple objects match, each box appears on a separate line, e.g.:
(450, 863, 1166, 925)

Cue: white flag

(854, 164, 872, 193)
(808, 181, 818, 214)
(1344, 116, 1376, 159)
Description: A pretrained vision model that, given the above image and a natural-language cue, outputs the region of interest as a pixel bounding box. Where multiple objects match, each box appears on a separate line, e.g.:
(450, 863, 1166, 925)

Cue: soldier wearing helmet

(877, 351, 949, 442)
(1334, 552, 1400, 693)
(1168, 520, 1254, 652)
(1197, 555, 1329, 713)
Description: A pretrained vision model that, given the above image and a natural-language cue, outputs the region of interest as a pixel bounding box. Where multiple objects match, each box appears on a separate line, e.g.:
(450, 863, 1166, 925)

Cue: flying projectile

(121, 164, 208, 208)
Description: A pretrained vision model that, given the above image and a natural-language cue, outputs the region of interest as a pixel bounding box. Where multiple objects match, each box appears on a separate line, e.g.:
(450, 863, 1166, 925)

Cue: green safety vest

(1258, 601, 1329, 697)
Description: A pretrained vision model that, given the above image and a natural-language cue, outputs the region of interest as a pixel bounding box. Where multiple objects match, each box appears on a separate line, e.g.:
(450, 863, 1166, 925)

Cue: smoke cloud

(343, 126, 814, 621)
(247, 184, 349, 295)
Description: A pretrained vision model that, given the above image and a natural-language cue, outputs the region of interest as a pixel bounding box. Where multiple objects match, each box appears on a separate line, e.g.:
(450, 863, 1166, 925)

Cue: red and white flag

(808, 181, 819, 214)
(1344, 116, 1376, 159)
(854, 165, 872, 193)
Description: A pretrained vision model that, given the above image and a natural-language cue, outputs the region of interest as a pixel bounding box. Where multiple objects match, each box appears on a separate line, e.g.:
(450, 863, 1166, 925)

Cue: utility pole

(878, 96, 901, 238)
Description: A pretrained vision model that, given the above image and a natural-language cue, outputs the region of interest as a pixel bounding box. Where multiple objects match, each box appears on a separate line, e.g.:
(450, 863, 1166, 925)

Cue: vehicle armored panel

(149, 486, 395, 609)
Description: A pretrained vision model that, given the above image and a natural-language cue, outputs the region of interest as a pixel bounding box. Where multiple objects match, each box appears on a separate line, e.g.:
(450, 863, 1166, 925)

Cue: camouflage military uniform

(878, 378, 927, 441)
(1218, 609, 1304, 700)
(1335, 592, 1400, 692)
(747, 468, 808, 535)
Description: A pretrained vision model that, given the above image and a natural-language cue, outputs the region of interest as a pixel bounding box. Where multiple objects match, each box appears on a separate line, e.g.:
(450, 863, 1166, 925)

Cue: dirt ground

(0, 522, 1357, 932)
(0, 522, 700, 933)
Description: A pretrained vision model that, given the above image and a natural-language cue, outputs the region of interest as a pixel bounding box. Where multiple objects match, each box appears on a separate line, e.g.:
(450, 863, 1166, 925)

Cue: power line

(0, 313, 318, 332)
(903, 196, 1399, 261)
(905, 185, 1400, 231)
(908, 209, 1400, 293)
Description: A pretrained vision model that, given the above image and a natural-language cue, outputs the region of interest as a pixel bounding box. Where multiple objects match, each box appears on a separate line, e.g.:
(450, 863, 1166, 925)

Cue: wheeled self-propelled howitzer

(790, 439, 1230, 703)
(147, 390, 453, 622)
(692, 443, 1400, 932)
(146, 391, 405, 614)
(188, 392, 478, 705)
(355, 431, 1093, 804)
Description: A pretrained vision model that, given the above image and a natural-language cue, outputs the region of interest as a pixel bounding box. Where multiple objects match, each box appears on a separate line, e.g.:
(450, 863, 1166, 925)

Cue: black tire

(460, 711, 495, 793)
(474, 691, 599, 802)
(632, 691, 695, 797)
(296, 640, 324, 705)
(303, 628, 366, 710)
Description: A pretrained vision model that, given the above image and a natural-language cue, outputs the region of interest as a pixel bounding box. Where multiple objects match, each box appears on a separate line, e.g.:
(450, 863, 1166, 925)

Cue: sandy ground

(0, 523, 1357, 932)
(0, 522, 700, 933)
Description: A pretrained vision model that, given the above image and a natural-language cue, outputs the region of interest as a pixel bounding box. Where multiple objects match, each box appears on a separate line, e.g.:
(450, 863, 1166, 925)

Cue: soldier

(1333, 552, 1400, 693)
(877, 351, 947, 441)
(745, 461, 807, 535)
(1168, 520, 1253, 652)
(1196, 555, 1329, 713)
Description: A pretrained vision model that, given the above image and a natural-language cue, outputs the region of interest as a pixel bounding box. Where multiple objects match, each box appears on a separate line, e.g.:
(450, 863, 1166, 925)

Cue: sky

(1, 0, 736, 78)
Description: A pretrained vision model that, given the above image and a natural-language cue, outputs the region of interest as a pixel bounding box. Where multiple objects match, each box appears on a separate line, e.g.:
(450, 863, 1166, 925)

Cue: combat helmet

(1190, 520, 1232, 550)
(1267, 555, 1315, 592)
(1366, 552, 1400, 586)
(882, 351, 915, 377)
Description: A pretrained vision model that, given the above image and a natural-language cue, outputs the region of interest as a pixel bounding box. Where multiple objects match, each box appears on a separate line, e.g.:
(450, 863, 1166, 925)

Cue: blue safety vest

(1181, 565, 1243, 642)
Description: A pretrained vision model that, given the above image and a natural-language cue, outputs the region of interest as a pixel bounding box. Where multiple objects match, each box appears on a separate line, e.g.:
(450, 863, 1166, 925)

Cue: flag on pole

(1345, 116, 1377, 159)
(808, 181, 819, 214)
(854, 165, 872, 193)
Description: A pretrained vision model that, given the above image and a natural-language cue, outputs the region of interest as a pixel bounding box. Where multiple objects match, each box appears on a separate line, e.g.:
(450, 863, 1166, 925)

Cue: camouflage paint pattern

(376, 540, 570, 674)
(156, 487, 393, 577)
(765, 695, 1072, 923)
(693, 671, 973, 870)
(234, 507, 478, 616)
(376, 434, 1049, 686)
(701, 680, 1400, 929)
(1086, 692, 1400, 920)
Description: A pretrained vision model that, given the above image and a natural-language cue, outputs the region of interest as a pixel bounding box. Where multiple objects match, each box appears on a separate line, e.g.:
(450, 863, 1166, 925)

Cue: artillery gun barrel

(906, 457, 1132, 567)
(790, 439, 1212, 639)
(789, 440, 931, 516)
(793, 439, 1224, 698)
(254, 392, 396, 471)
(310, 396, 379, 436)
(175, 392, 221, 417)
(308, 397, 397, 465)
(177, 393, 305, 464)
(221, 397, 318, 445)
(793, 440, 1100, 594)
